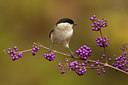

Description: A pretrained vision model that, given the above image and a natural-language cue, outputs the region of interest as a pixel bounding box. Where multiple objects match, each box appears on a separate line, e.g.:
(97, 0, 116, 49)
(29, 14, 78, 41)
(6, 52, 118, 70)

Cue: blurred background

(0, 0, 128, 85)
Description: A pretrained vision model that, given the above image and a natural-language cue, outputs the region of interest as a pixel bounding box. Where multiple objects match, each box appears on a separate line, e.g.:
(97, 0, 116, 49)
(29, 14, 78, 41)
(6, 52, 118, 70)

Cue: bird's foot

(48, 48, 51, 52)
(48, 42, 54, 52)
(71, 52, 75, 58)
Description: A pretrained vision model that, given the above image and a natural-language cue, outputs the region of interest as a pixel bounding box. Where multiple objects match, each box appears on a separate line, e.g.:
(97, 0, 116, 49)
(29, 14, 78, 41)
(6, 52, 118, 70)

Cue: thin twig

(100, 29, 103, 39)
(99, 29, 107, 63)
(104, 63, 128, 75)
(83, 66, 104, 69)
(34, 42, 70, 57)
(16, 49, 32, 53)
(104, 48, 107, 63)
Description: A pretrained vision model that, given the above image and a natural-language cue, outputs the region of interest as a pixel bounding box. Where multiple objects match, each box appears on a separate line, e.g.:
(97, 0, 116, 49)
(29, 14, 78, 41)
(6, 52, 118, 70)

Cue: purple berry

(93, 15, 96, 18)
(97, 69, 99, 71)
(14, 46, 17, 49)
(8, 48, 11, 50)
(61, 71, 65, 74)
(109, 58, 112, 61)
(12, 57, 15, 60)
(102, 54, 106, 57)
(90, 17, 94, 20)
(97, 71, 100, 75)
(101, 57, 104, 59)
(7, 51, 10, 54)
(91, 64, 94, 67)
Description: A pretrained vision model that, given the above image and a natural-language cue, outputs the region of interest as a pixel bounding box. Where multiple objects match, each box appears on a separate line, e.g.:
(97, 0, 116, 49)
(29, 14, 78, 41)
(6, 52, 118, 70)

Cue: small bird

(48, 18, 77, 57)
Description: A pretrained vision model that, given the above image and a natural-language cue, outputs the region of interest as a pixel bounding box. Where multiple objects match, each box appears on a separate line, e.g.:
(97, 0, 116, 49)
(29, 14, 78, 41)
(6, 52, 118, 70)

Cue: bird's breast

(51, 26, 73, 46)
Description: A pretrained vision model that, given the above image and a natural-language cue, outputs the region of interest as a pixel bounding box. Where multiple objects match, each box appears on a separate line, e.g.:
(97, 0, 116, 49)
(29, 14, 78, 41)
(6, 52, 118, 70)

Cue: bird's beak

(73, 23, 77, 26)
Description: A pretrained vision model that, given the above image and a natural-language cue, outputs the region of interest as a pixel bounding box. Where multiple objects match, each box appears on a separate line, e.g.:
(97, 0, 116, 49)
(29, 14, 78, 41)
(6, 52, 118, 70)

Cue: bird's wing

(49, 26, 56, 38)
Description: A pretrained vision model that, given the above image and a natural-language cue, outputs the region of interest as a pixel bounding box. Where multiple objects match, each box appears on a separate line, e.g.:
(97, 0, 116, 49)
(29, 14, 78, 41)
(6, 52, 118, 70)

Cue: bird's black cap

(56, 18, 75, 25)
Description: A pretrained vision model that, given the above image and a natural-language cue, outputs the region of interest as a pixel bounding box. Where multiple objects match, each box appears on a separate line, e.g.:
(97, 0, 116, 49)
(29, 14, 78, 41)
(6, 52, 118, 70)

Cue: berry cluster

(121, 43, 127, 51)
(90, 15, 108, 31)
(7, 46, 23, 61)
(69, 61, 87, 76)
(108, 44, 128, 72)
(44, 52, 55, 61)
(96, 37, 108, 47)
(101, 54, 106, 59)
(58, 63, 66, 74)
(75, 45, 92, 60)
(91, 60, 106, 74)
(58, 58, 106, 75)
(32, 46, 39, 56)
(96, 68, 106, 75)
(69, 60, 106, 75)
(58, 63, 63, 70)
(111, 52, 128, 72)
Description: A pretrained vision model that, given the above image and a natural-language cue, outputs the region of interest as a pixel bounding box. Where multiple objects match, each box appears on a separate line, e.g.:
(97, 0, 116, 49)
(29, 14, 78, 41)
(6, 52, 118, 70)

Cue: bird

(48, 18, 77, 57)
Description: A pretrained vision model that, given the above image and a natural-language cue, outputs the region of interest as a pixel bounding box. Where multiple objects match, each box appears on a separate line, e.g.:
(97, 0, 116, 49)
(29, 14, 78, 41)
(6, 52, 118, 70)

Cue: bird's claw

(71, 53, 75, 58)
(48, 48, 51, 52)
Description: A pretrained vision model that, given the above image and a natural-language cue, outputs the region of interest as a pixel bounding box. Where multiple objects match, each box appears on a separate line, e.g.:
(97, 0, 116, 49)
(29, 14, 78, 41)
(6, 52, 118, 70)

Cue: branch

(14, 42, 128, 75)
